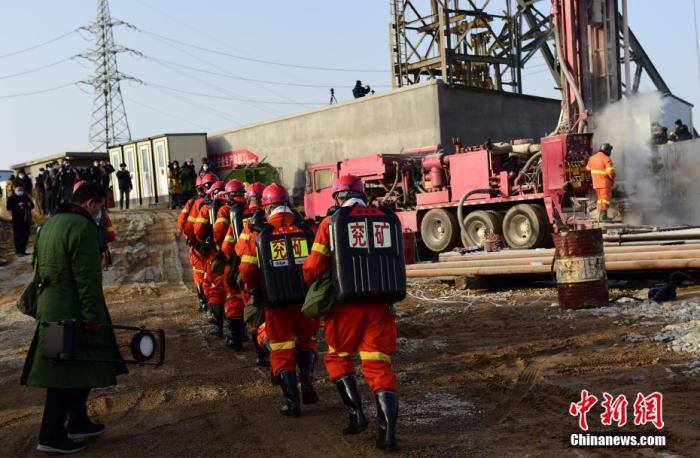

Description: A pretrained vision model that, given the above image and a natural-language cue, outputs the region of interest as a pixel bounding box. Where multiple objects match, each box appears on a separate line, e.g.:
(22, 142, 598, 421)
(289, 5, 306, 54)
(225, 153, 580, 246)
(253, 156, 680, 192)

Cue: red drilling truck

(303, 133, 595, 256)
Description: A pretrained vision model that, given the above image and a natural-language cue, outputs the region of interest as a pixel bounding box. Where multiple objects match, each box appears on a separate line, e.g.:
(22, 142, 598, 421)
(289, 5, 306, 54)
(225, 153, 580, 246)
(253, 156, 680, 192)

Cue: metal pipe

(412, 249, 700, 271)
(407, 258, 700, 278)
(437, 242, 700, 263)
(603, 229, 700, 242)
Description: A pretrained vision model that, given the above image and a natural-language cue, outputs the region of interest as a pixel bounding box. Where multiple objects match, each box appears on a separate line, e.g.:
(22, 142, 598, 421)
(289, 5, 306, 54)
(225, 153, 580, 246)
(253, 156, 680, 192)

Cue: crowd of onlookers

(651, 118, 694, 145)
(167, 157, 216, 209)
(3, 160, 115, 216)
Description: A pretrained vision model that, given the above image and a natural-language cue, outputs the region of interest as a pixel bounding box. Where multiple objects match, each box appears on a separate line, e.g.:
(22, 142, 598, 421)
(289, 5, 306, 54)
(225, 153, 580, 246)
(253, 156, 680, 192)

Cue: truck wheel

(420, 209, 459, 253)
(531, 204, 552, 247)
(461, 210, 502, 249)
(503, 204, 548, 249)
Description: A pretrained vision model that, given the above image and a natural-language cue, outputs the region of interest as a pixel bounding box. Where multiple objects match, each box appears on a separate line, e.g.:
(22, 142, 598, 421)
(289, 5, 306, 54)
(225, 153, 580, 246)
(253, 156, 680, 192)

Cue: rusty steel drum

(552, 229, 609, 309)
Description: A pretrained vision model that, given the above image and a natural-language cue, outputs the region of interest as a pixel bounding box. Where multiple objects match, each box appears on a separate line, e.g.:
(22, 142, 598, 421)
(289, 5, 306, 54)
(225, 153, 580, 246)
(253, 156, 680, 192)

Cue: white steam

(592, 92, 699, 225)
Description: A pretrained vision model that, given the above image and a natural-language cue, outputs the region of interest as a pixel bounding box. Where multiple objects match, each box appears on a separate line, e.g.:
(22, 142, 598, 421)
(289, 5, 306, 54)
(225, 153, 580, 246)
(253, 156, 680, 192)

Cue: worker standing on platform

(238, 183, 320, 417)
(303, 175, 403, 451)
(586, 143, 616, 222)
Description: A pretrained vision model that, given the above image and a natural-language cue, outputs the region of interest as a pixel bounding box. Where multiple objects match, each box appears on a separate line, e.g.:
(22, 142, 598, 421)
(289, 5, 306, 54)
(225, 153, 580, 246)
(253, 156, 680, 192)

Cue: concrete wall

(207, 82, 442, 196)
(206, 80, 561, 196)
(437, 85, 561, 149)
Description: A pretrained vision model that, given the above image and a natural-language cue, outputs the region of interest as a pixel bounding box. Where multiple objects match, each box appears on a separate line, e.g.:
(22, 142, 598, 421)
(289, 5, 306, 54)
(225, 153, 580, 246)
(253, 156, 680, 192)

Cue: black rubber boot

(196, 285, 208, 312)
(224, 318, 244, 350)
(598, 210, 611, 222)
(297, 349, 319, 405)
(335, 375, 368, 435)
(207, 304, 224, 337)
(278, 371, 301, 417)
(375, 391, 398, 451)
(252, 332, 270, 367)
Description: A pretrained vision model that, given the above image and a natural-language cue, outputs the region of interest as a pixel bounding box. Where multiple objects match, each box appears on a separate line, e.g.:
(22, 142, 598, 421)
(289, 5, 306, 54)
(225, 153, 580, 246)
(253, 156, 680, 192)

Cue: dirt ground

(1, 209, 699, 457)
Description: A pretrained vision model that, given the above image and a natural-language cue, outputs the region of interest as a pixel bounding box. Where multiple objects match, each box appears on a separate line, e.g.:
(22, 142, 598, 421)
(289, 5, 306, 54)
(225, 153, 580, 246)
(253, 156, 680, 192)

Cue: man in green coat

(178, 158, 197, 202)
(21, 181, 127, 454)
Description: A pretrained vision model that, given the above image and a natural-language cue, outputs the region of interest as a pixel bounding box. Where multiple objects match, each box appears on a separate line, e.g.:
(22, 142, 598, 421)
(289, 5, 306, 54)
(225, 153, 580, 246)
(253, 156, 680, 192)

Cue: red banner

(209, 149, 259, 173)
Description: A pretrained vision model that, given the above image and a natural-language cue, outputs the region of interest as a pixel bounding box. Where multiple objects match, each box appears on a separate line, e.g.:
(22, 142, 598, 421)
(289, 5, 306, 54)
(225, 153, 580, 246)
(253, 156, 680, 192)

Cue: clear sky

(1, 0, 699, 170)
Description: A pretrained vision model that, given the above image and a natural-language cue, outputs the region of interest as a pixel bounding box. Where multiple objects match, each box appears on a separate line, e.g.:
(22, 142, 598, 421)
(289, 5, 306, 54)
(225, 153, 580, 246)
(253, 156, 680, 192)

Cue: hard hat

(208, 181, 225, 195)
(73, 180, 86, 193)
(225, 179, 245, 194)
(332, 174, 365, 197)
(599, 143, 613, 155)
(246, 182, 266, 200)
(195, 175, 203, 187)
(200, 172, 218, 187)
(261, 183, 289, 206)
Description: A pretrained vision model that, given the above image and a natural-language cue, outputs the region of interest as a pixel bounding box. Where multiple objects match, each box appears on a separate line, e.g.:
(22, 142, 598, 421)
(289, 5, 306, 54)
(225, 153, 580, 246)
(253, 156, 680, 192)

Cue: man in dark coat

(58, 162, 79, 205)
(100, 160, 115, 193)
(352, 80, 372, 99)
(671, 119, 693, 141)
(115, 163, 133, 210)
(85, 160, 103, 185)
(21, 182, 127, 454)
(6, 184, 34, 255)
(178, 159, 197, 201)
(16, 168, 33, 193)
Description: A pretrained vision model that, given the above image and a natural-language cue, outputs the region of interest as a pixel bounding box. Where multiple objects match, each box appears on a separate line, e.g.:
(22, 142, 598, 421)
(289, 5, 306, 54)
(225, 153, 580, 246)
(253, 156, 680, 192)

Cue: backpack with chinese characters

(255, 220, 315, 308)
(329, 204, 406, 302)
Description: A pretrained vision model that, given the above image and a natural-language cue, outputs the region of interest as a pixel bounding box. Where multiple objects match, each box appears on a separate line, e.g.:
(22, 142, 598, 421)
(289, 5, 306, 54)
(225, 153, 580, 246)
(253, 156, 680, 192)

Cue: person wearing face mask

(178, 158, 197, 202)
(6, 184, 35, 256)
(16, 168, 33, 194)
(21, 181, 127, 454)
(198, 157, 216, 176)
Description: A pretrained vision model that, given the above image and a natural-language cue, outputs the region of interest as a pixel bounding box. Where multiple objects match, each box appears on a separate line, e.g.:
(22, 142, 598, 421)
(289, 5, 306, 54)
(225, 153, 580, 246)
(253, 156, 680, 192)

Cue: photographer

(21, 182, 127, 454)
(352, 80, 372, 99)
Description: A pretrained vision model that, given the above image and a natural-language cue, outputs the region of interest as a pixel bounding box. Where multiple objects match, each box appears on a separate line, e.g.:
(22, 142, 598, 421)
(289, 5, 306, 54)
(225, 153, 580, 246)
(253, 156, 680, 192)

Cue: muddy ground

(1, 209, 699, 457)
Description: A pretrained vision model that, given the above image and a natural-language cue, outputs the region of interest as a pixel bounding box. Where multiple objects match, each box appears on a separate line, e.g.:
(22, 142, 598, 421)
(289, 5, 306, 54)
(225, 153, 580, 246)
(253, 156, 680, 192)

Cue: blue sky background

(1, 0, 699, 169)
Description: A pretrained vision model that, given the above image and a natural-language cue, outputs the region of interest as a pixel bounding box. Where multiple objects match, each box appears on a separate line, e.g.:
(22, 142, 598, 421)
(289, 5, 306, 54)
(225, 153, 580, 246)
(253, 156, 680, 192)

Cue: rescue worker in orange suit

(216, 179, 248, 349)
(194, 180, 228, 337)
(586, 143, 616, 222)
(231, 182, 270, 365)
(238, 183, 320, 417)
(303, 175, 400, 451)
(184, 173, 218, 312)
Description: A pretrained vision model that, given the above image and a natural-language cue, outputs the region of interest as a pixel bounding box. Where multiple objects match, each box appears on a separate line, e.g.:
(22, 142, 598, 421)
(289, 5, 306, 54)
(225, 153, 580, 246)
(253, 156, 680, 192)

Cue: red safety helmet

(73, 180, 86, 193)
(246, 182, 266, 200)
(332, 174, 365, 196)
(225, 179, 245, 194)
(195, 175, 203, 187)
(261, 183, 289, 206)
(208, 180, 225, 195)
(200, 172, 218, 188)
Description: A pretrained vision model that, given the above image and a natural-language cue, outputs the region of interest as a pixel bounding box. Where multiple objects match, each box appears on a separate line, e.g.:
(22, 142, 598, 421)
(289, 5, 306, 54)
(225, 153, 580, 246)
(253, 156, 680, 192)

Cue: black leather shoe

(335, 375, 368, 435)
(297, 349, 319, 405)
(67, 421, 105, 440)
(375, 391, 398, 451)
(279, 371, 301, 417)
(36, 438, 85, 454)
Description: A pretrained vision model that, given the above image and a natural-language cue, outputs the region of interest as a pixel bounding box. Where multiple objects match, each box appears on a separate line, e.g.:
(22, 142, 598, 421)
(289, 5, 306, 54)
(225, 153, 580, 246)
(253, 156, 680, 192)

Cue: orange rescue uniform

(303, 216, 398, 393)
(194, 196, 226, 307)
(586, 151, 616, 211)
(185, 196, 208, 288)
(217, 200, 246, 319)
(238, 210, 320, 378)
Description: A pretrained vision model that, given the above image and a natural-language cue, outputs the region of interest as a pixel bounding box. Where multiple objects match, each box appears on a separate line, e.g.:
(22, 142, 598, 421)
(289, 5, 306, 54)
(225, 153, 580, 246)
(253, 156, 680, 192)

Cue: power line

(136, 27, 389, 73)
(0, 56, 76, 80)
(0, 82, 77, 98)
(149, 85, 244, 125)
(147, 83, 323, 106)
(0, 29, 77, 58)
(124, 96, 211, 130)
(144, 55, 390, 89)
